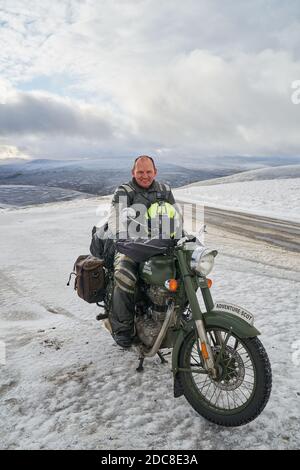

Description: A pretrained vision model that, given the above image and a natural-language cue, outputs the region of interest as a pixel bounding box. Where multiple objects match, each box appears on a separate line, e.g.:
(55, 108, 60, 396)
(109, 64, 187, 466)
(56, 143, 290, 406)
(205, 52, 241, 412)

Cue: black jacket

(111, 178, 175, 209)
(90, 178, 178, 265)
(110, 178, 177, 239)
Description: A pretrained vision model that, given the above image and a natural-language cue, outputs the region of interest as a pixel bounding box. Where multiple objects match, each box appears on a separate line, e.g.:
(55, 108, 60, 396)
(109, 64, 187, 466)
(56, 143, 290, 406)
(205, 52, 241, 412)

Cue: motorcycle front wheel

(178, 328, 272, 427)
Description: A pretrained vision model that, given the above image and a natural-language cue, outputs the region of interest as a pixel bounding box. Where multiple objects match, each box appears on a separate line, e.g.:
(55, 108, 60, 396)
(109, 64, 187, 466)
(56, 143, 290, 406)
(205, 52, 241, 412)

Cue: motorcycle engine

(135, 286, 171, 348)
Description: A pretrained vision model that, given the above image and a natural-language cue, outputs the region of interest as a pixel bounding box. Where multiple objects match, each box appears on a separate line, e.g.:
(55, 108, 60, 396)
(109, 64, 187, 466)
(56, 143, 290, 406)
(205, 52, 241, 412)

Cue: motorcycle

(97, 210, 272, 427)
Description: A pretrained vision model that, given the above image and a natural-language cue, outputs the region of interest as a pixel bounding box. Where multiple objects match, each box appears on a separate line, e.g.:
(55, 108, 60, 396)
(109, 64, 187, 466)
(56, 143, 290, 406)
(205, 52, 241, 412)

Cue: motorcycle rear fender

(172, 310, 260, 375)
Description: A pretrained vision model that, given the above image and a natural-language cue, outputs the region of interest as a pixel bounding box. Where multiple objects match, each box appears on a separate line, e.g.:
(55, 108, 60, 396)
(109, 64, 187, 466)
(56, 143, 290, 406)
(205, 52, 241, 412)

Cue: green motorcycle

(101, 225, 272, 427)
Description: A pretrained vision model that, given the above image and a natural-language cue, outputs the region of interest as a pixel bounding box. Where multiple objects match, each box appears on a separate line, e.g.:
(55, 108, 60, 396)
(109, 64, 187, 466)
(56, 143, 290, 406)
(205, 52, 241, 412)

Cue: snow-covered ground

(0, 185, 91, 209)
(179, 164, 300, 186)
(174, 166, 300, 222)
(0, 188, 299, 449)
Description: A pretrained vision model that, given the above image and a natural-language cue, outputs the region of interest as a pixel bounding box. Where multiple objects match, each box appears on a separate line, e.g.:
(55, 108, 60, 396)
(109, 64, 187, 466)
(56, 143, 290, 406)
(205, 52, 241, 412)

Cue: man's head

(132, 155, 157, 189)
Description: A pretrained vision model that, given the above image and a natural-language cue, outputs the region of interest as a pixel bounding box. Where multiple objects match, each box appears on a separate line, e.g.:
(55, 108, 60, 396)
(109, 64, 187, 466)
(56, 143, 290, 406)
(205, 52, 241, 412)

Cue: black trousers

(110, 253, 139, 335)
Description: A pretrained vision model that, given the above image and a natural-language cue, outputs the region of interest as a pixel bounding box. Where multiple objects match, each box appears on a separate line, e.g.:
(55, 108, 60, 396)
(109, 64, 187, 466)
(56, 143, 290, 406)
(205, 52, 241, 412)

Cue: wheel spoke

(209, 331, 217, 346)
(199, 377, 211, 393)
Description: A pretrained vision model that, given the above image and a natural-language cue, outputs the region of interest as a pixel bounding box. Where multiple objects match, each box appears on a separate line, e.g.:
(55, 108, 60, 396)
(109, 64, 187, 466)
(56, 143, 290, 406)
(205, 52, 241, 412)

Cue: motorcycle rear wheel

(178, 328, 272, 427)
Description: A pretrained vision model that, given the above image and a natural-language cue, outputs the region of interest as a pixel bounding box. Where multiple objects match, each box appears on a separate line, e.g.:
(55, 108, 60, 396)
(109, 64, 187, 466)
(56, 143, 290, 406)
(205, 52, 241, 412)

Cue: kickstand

(136, 357, 144, 372)
(157, 351, 168, 364)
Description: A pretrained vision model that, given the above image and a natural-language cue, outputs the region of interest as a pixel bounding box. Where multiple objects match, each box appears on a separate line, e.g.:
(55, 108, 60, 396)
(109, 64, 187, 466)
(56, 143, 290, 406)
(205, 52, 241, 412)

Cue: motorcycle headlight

(190, 247, 218, 276)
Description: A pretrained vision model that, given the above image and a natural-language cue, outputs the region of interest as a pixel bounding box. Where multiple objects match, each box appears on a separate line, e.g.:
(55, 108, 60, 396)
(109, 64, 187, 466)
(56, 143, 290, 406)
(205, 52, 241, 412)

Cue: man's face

(132, 158, 157, 189)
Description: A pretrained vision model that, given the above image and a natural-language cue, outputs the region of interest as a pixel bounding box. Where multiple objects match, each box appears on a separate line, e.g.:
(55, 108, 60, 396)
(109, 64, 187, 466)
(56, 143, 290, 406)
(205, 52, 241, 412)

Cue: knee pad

(114, 266, 137, 294)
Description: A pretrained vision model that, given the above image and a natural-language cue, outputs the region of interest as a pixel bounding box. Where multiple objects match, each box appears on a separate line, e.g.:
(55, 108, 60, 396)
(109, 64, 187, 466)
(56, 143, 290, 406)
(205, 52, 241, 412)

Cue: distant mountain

(0, 158, 236, 197)
(175, 155, 300, 171)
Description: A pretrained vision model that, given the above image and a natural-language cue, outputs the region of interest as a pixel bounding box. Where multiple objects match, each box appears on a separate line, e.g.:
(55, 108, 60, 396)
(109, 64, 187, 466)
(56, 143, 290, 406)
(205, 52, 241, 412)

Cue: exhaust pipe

(138, 300, 175, 358)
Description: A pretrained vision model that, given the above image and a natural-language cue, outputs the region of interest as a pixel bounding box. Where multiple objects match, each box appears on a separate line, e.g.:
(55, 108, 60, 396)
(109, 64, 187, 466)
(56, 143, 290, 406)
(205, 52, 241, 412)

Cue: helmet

(145, 201, 179, 239)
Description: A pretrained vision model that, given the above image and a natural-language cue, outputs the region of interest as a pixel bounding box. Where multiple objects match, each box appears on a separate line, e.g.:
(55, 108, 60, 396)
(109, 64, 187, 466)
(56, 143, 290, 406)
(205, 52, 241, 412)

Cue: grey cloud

(94, 0, 300, 59)
(0, 91, 114, 139)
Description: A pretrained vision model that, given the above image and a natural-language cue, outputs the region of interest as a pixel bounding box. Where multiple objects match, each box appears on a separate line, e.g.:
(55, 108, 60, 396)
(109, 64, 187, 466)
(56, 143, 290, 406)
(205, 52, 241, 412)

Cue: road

(178, 201, 300, 253)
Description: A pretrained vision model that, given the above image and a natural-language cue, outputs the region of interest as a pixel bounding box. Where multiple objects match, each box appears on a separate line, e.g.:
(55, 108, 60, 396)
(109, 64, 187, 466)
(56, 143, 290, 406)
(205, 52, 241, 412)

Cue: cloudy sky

(0, 0, 300, 161)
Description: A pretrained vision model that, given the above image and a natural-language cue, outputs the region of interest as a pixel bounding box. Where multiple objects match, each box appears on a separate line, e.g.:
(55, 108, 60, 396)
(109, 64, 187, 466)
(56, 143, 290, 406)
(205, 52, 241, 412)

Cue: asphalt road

(178, 201, 300, 253)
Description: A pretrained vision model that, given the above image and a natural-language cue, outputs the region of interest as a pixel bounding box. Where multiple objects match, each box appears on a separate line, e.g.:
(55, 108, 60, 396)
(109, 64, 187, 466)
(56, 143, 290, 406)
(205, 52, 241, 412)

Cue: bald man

(109, 155, 177, 348)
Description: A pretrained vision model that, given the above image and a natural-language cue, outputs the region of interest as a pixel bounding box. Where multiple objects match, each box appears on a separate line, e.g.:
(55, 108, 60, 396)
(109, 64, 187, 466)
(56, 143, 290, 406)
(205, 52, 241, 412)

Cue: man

(109, 155, 178, 348)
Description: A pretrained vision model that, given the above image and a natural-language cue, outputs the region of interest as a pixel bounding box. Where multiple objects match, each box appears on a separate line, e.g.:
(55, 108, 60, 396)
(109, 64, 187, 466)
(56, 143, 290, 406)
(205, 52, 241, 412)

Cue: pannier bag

(67, 255, 106, 303)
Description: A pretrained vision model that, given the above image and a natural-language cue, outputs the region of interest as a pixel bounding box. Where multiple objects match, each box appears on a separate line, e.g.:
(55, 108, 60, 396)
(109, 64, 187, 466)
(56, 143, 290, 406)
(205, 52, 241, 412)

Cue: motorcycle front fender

(204, 310, 261, 338)
(171, 310, 260, 375)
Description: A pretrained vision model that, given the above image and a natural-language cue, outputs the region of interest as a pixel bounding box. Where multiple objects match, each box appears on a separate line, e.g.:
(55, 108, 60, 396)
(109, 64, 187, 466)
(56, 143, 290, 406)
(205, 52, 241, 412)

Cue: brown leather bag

(68, 255, 106, 303)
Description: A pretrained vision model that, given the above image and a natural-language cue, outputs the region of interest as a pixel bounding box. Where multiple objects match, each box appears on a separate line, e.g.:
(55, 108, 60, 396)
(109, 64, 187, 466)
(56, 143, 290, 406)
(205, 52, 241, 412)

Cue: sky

(0, 0, 300, 161)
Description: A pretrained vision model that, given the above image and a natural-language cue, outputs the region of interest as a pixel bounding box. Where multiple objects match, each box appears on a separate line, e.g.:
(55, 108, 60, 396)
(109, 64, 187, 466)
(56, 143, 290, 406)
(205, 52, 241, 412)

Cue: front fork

(177, 251, 217, 378)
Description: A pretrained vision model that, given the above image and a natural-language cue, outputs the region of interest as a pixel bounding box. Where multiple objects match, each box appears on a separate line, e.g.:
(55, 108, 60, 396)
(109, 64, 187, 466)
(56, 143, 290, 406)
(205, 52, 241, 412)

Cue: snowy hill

(0, 185, 92, 208)
(174, 165, 300, 222)
(181, 164, 300, 187)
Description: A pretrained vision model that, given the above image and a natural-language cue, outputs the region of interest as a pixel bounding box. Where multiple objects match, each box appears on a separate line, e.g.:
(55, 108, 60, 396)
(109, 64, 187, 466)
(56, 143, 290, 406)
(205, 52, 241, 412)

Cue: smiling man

(132, 155, 158, 188)
(109, 155, 177, 347)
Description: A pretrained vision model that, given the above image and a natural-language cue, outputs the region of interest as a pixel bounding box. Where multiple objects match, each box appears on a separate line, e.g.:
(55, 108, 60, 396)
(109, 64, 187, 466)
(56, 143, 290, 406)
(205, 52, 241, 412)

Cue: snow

(0, 178, 299, 450)
(174, 177, 300, 222)
(180, 164, 300, 186)
(0, 185, 91, 208)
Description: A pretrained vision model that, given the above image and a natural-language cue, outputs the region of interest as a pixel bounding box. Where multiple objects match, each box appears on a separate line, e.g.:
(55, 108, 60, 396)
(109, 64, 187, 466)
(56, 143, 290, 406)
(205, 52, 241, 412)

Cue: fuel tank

(139, 255, 176, 286)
